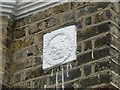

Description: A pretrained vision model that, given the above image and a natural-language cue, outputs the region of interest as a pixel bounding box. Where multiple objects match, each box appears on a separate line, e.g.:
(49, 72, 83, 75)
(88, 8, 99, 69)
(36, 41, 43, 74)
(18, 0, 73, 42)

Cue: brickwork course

(0, 2, 120, 89)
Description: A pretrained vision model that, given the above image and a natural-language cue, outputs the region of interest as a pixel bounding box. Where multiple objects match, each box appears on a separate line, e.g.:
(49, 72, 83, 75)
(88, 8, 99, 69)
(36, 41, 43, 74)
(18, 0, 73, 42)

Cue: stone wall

(1, 2, 120, 89)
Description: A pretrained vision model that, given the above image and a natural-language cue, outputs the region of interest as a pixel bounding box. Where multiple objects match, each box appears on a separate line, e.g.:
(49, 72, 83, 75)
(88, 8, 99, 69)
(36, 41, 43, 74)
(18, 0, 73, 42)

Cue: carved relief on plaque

(43, 25, 76, 69)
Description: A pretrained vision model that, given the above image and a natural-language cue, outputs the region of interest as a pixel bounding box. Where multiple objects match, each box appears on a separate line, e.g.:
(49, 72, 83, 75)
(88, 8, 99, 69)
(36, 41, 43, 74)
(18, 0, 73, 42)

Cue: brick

(13, 37, 35, 51)
(95, 2, 110, 9)
(111, 72, 119, 87)
(77, 23, 110, 41)
(99, 72, 110, 84)
(111, 35, 120, 50)
(46, 16, 60, 28)
(13, 28, 25, 39)
(90, 75, 99, 86)
(95, 34, 111, 48)
(77, 43, 82, 53)
(33, 56, 42, 66)
(24, 70, 33, 80)
(94, 10, 112, 23)
(33, 79, 41, 88)
(84, 65, 91, 76)
(5, 62, 11, 72)
(76, 19, 83, 29)
(77, 4, 97, 18)
(24, 58, 33, 69)
(110, 25, 120, 38)
(31, 67, 43, 78)
(109, 47, 119, 63)
(110, 61, 119, 75)
(95, 60, 110, 72)
(14, 45, 39, 60)
(84, 40, 92, 51)
(85, 17, 92, 25)
(62, 11, 75, 23)
(71, 2, 87, 9)
(2, 38, 12, 48)
(77, 52, 92, 65)
(79, 77, 90, 88)
(29, 23, 41, 34)
(66, 68, 81, 81)
(15, 73, 21, 83)
(93, 47, 110, 60)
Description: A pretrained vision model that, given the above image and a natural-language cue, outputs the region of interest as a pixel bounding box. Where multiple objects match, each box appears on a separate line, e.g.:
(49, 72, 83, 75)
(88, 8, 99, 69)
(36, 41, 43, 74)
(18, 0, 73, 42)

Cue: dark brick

(77, 4, 97, 18)
(84, 65, 91, 76)
(93, 47, 110, 60)
(99, 72, 110, 84)
(85, 17, 92, 25)
(66, 68, 81, 81)
(84, 40, 92, 51)
(77, 43, 82, 53)
(77, 52, 92, 65)
(15, 74, 21, 83)
(77, 23, 110, 41)
(96, 2, 110, 9)
(95, 60, 110, 72)
(31, 67, 44, 78)
(79, 77, 90, 88)
(76, 19, 83, 29)
(95, 34, 111, 48)
(90, 75, 99, 86)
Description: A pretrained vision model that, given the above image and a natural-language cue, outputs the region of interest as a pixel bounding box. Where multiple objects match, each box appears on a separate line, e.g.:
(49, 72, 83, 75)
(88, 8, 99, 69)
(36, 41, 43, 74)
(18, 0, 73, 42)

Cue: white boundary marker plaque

(43, 25, 76, 69)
